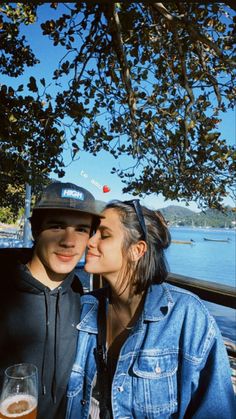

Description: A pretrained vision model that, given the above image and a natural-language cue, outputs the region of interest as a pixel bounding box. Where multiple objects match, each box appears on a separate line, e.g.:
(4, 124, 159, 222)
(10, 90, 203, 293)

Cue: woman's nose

(87, 233, 98, 248)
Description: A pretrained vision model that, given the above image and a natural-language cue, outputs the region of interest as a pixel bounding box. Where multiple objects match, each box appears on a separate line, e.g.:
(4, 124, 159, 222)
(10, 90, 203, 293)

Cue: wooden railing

(167, 273, 236, 309)
(167, 273, 236, 359)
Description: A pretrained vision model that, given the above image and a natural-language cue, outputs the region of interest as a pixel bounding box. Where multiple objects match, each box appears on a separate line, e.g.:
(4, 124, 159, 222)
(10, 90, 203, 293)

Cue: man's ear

(129, 241, 147, 262)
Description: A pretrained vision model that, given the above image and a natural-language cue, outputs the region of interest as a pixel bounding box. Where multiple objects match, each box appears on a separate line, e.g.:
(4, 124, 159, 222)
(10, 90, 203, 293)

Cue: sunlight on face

(85, 208, 127, 287)
(32, 210, 92, 281)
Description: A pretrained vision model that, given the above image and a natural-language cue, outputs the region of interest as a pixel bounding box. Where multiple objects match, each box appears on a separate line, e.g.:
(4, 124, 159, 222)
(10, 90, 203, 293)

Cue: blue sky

(3, 3, 236, 211)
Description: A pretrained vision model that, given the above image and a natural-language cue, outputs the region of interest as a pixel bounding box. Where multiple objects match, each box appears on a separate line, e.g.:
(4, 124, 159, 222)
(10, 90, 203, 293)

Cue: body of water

(167, 227, 235, 287)
(166, 227, 235, 344)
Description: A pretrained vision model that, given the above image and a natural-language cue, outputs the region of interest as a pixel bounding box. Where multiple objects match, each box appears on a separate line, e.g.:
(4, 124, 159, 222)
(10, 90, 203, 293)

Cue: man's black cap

(33, 182, 105, 217)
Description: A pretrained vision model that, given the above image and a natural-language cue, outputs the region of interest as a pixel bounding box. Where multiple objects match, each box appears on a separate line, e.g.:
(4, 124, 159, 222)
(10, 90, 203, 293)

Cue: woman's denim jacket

(66, 283, 235, 418)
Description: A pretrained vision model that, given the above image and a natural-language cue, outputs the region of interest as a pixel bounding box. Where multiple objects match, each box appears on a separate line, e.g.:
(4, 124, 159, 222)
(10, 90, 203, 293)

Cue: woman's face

(84, 208, 126, 285)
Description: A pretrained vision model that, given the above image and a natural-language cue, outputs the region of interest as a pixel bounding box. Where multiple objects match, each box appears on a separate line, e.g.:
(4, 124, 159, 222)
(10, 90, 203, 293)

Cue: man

(0, 181, 104, 419)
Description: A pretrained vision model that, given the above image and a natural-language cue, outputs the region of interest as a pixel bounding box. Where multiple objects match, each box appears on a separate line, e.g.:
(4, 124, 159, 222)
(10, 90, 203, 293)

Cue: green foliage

(0, 83, 65, 184)
(0, 204, 26, 225)
(0, 3, 38, 76)
(0, 176, 50, 221)
(0, 206, 16, 224)
(0, 2, 236, 211)
(0, 3, 65, 203)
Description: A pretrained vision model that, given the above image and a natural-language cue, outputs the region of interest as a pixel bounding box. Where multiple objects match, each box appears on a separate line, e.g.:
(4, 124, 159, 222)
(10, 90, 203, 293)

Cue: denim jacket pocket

(132, 351, 178, 416)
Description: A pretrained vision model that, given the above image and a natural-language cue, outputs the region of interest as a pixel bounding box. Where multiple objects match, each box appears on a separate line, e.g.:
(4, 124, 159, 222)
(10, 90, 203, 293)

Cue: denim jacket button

(117, 386, 124, 392)
(81, 399, 87, 405)
(155, 366, 161, 374)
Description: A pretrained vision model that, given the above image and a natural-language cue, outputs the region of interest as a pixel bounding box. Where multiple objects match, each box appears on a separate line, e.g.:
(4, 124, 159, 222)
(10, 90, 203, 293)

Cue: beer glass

(0, 363, 38, 419)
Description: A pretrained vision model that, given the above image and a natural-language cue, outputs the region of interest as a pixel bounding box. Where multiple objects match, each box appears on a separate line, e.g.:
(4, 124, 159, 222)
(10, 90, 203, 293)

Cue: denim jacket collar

(143, 283, 174, 321)
(77, 283, 174, 334)
(76, 297, 99, 334)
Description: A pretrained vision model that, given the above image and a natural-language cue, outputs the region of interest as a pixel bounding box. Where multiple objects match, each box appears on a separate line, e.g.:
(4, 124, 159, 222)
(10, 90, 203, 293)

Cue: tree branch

(102, 3, 140, 151)
(196, 42, 222, 107)
(151, 2, 236, 66)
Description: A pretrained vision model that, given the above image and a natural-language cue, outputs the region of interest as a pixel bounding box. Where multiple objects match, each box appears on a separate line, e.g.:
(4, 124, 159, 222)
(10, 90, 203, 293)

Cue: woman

(66, 200, 235, 418)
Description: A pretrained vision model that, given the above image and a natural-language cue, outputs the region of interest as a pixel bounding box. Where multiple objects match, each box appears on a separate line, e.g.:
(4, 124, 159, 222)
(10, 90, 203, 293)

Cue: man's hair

(30, 211, 47, 240)
(105, 201, 171, 294)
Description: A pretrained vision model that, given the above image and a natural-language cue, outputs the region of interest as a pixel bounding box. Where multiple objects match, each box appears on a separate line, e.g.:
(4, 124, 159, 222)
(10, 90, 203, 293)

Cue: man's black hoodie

(0, 248, 83, 419)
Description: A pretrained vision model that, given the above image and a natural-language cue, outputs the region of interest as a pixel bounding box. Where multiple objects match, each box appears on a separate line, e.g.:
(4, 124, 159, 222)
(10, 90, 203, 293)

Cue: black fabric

(0, 248, 83, 419)
(95, 292, 111, 419)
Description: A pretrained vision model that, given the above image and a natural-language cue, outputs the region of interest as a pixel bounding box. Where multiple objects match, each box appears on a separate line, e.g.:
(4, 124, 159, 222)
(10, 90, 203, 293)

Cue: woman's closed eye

(98, 227, 112, 239)
(100, 233, 110, 239)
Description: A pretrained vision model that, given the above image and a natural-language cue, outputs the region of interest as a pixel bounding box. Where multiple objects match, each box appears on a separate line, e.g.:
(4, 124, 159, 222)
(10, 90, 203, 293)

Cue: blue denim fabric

(66, 283, 235, 418)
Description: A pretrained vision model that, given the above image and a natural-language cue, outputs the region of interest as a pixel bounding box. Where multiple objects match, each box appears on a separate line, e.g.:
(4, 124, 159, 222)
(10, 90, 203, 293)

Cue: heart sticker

(103, 185, 111, 193)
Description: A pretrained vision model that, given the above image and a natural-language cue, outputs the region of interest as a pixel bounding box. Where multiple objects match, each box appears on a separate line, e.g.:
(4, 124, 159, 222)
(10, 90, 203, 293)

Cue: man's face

(32, 210, 93, 282)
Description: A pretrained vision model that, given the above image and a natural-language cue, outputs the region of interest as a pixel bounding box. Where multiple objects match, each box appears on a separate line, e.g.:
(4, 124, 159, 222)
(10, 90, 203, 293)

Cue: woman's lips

(86, 252, 100, 259)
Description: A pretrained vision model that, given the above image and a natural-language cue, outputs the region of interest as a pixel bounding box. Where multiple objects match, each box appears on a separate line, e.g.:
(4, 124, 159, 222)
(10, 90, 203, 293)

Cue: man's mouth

(55, 253, 75, 262)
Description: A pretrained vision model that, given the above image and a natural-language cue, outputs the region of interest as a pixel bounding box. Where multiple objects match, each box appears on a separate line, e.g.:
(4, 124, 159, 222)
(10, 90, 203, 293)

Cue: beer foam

(0, 394, 37, 417)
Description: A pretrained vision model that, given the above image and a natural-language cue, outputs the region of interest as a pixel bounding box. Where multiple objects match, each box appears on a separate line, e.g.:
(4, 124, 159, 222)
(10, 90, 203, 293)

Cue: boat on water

(172, 239, 195, 245)
(203, 237, 230, 243)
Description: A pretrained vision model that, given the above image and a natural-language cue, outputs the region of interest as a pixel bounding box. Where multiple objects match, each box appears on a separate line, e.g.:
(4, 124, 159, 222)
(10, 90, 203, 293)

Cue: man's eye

(49, 225, 63, 230)
(76, 227, 90, 233)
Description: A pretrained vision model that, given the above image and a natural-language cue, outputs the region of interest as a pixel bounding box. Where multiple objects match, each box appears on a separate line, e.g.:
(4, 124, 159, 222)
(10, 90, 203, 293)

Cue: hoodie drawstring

(41, 287, 61, 403)
(41, 289, 50, 396)
(52, 287, 62, 404)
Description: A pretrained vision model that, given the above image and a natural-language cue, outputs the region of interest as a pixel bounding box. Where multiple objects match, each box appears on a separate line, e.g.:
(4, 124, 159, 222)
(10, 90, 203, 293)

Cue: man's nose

(59, 227, 76, 247)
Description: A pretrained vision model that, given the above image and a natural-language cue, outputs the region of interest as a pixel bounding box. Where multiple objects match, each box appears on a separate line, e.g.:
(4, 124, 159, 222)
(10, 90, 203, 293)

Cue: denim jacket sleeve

(185, 322, 235, 418)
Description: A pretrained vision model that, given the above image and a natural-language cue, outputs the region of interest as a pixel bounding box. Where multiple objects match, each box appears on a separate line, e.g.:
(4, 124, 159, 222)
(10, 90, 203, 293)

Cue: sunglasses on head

(123, 199, 147, 242)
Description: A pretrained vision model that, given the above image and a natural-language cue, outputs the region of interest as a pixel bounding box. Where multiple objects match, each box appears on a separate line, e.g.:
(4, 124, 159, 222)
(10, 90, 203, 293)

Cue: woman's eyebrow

(99, 225, 112, 232)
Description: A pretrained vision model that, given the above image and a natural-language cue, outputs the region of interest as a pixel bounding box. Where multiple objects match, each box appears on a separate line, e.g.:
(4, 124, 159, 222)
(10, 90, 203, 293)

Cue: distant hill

(159, 205, 235, 228)
(160, 205, 195, 217)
